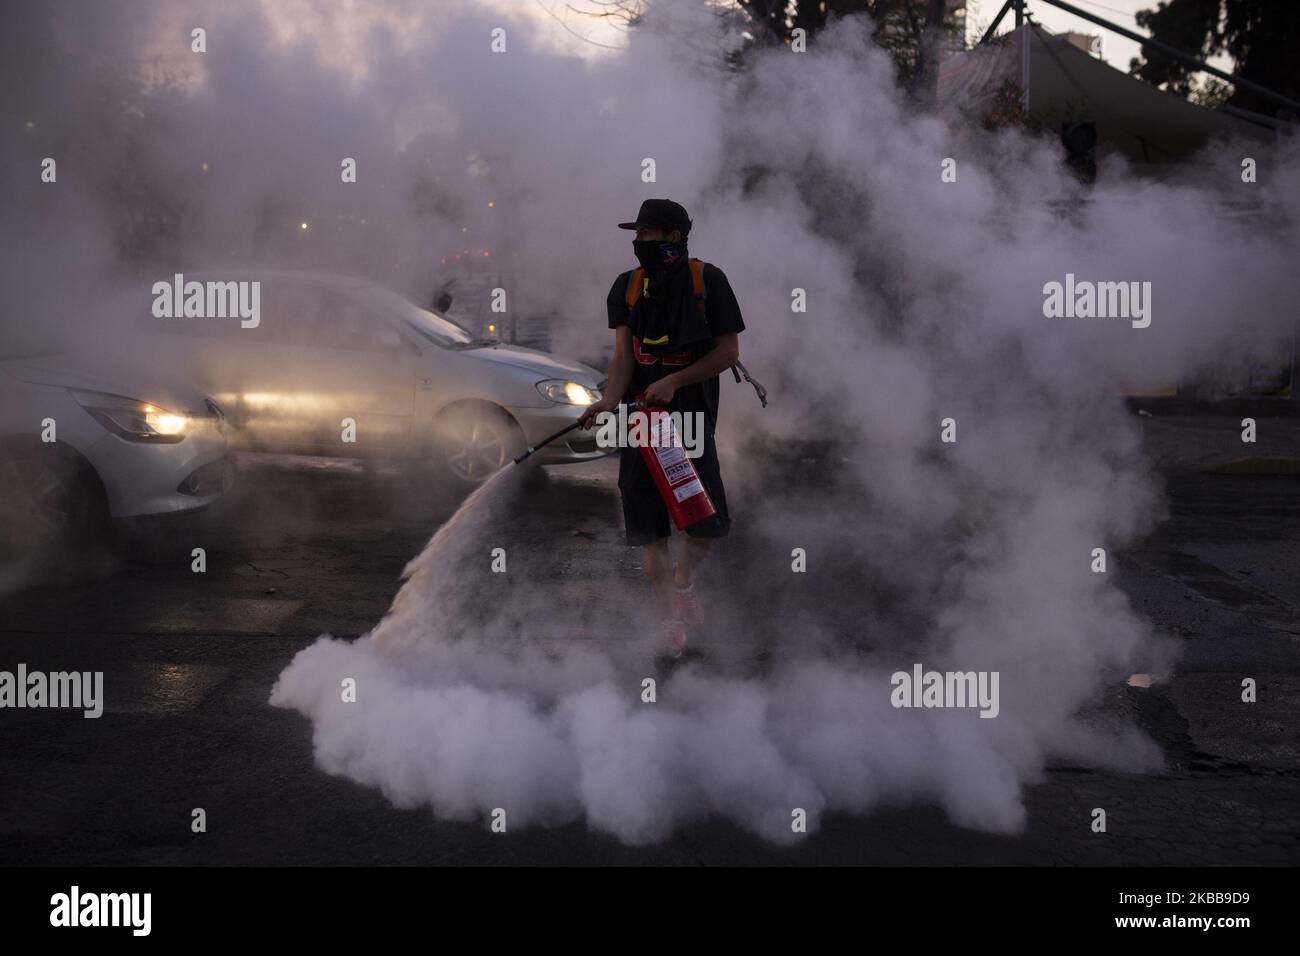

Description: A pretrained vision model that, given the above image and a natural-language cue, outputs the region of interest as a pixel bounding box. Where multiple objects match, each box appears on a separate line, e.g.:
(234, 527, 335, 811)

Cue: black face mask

(633, 239, 687, 273)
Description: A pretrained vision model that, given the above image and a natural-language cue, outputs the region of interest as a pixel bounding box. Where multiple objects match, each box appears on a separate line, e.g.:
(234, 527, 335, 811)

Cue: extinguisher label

(673, 479, 704, 502)
(654, 441, 694, 486)
(649, 415, 675, 448)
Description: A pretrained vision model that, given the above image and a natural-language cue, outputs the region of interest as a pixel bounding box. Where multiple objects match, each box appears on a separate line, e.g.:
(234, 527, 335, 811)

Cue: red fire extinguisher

(633, 394, 717, 530)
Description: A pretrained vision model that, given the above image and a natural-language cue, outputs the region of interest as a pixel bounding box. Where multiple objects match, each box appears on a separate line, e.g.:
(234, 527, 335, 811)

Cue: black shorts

(617, 426, 731, 546)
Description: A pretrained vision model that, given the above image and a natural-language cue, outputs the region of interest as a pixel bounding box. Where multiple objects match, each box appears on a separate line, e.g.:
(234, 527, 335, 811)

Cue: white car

(0, 354, 231, 569)
(144, 271, 610, 485)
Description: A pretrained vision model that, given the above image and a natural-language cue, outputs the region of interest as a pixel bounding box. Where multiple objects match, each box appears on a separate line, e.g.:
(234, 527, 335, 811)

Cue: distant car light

(536, 380, 600, 406)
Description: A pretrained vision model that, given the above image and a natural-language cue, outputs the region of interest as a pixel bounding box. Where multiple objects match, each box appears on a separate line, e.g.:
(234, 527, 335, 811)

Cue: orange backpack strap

(689, 259, 706, 316)
(625, 268, 646, 309)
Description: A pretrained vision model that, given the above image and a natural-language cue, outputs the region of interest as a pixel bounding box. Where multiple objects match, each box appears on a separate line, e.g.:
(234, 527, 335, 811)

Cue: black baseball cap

(618, 198, 692, 236)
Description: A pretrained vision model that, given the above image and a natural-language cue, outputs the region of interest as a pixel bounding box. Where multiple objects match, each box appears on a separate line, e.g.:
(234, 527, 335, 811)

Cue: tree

(1131, 0, 1300, 117)
(734, 0, 964, 89)
(569, 1, 966, 89)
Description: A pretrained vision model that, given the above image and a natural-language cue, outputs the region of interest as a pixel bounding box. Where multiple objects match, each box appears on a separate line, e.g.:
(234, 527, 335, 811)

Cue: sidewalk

(1135, 413, 1300, 474)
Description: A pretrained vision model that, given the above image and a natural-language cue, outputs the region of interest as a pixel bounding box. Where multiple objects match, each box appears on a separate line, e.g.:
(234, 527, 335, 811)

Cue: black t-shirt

(606, 261, 745, 425)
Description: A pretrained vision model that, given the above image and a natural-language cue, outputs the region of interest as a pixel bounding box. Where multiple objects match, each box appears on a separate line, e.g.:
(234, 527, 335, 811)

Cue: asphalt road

(1, 426, 1298, 865)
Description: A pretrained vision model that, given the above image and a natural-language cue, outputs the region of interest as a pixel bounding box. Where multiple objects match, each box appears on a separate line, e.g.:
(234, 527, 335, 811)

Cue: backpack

(625, 259, 768, 407)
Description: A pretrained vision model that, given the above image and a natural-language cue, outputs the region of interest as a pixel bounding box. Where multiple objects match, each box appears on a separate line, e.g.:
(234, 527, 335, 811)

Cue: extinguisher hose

(511, 420, 584, 465)
(511, 400, 647, 465)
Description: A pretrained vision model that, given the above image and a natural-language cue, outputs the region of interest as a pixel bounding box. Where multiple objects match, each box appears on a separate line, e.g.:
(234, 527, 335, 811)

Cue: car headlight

(536, 380, 601, 406)
(72, 390, 189, 443)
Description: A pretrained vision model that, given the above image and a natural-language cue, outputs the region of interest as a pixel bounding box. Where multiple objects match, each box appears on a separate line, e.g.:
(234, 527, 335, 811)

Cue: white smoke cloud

(6, 0, 1295, 843)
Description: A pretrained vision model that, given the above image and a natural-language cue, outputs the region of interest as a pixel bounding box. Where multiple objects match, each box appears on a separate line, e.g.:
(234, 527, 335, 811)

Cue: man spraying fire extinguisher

(579, 199, 748, 659)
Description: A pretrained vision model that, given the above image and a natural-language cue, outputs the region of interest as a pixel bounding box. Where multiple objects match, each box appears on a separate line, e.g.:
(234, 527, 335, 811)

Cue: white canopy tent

(939, 23, 1276, 166)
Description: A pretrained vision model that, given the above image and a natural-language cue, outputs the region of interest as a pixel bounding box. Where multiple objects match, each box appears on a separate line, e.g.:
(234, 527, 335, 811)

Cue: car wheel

(0, 442, 111, 567)
(431, 405, 524, 488)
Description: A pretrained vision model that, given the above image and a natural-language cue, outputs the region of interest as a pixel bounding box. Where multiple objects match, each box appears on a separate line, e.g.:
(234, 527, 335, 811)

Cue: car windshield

(363, 287, 488, 350)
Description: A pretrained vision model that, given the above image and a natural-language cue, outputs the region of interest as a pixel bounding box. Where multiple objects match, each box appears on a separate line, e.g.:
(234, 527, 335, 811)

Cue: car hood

(0, 353, 212, 413)
(455, 344, 602, 385)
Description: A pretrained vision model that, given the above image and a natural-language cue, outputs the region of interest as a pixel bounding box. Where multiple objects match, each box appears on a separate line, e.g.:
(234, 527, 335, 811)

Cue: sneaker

(660, 615, 688, 659)
(674, 583, 704, 628)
